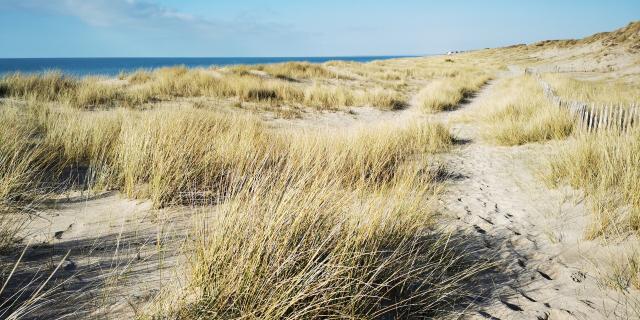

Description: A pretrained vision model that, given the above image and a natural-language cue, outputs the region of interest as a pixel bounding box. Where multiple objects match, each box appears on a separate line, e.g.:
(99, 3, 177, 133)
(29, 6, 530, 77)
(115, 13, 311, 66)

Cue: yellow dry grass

(0, 66, 410, 111)
(417, 72, 490, 112)
(478, 75, 574, 145)
(544, 74, 640, 107)
(0, 56, 513, 317)
(548, 130, 640, 238)
(232, 61, 343, 80)
(155, 170, 486, 319)
(0, 97, 496, 318)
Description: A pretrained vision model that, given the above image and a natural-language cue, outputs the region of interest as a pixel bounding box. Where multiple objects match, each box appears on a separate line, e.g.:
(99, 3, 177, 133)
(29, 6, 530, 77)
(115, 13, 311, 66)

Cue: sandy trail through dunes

(433, 73, 640, 320)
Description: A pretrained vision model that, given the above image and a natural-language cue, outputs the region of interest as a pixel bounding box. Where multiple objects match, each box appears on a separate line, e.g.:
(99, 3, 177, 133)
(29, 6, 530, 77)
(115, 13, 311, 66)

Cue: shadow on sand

(1, 222, 533, 319)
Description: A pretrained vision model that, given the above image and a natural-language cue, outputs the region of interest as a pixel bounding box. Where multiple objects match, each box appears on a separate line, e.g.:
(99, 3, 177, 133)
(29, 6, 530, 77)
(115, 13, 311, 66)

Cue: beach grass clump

(128, 115, 485, 319)
(362, 88, 407, 110)
(262, 62, 340, 79)
(111, 109, 275, 206)
(302, 85, 407, 111)
(479, 75, 574, 145)
(109, 110, 450, 206)
(284, 122, 452, 187)
(547, 130, 640, 238)
(128, 69, 154, 84)
(0, 106, 63, 250)
(228, 62, 342, 80)
(544, 74, 640, 106)
(0, 71, 78, 101)
(157, 170, 485, 319)
(303, 85, 356, 110)
(418, 72, 490, 112)
(219, 75, 304, 103)
(64, 78, 124, 109)
(0, 107, 60, 202)
(129, 69, 305, 105)
(2, 98, 451, 208)
(0, 72, 154, 109)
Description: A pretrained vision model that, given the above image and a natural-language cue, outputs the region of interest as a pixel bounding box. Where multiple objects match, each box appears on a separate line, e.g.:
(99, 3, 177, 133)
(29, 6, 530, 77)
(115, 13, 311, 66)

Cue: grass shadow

(1, 226, 185, 319)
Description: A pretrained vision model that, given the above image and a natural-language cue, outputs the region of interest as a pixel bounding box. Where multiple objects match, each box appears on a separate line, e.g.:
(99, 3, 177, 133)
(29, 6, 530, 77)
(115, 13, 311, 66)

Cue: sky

(0, 0, 638, 58)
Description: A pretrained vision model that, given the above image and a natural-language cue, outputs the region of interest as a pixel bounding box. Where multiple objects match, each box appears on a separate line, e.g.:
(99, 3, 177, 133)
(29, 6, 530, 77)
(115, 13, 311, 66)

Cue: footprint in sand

(500, 299, 524, 312)
(473, 225, 487, 234)
(537, 270, 553, 280)
(479, 216, 494, 225)
(478, 310, 501, 320)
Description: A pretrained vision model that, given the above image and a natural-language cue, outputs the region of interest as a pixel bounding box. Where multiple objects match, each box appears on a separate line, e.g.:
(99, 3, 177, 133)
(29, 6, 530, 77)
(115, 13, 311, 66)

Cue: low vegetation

(478, 75, 574, 145)
(418, 72, 490, 112)
(0, 93, 498, 318)
(537, 71, 640, 241)
(0, 67, 407, 112)
(544, 74, 640, 106)
(229, 61, 344, 80)
(155, 168, 486, 319)
(548, 130, 640, 238)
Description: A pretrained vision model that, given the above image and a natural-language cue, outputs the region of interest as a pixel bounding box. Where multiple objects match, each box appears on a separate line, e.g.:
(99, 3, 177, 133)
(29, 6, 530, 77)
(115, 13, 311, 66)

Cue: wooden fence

(539, 79, 640, 134)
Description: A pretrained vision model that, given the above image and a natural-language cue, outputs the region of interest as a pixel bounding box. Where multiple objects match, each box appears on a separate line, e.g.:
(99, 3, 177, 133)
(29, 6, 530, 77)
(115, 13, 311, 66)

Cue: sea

(0, 56, 415, 77)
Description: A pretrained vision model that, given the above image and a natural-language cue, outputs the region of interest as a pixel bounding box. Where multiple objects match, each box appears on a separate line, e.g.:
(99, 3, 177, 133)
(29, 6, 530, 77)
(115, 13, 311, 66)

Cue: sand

(11, 192, 191, 319)
(431, 72, 640, 319)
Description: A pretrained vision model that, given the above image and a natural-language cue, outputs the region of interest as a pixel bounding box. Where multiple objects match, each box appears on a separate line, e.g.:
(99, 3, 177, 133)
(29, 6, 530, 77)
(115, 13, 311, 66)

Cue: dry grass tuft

(548, 130, 640, 238)
(263, 62, 341, 79)
(544, 74, 640, 106)
(0, 71, 77, 101)
(0, 106, 63, 250)
(0, 99, 491, 318)
(228, 61, 345, 80)
(363, 88, 407, 110)
(479, 76, 574, 145)
(418, 73, 490, 112)
(125, 117, 489, 319)
(65, 78, 123, 109)
(128, 69, 154, 84)
(161, 172, 487, 319)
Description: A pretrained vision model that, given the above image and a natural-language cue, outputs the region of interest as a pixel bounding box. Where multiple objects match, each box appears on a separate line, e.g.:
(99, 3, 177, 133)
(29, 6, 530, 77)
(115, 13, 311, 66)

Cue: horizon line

(0, 54, 437, 60)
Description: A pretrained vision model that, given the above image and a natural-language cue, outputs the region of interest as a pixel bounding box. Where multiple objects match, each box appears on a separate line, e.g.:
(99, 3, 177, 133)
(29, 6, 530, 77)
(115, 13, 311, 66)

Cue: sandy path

(434, 76, 640, 319)
(266, 73, 640, 318)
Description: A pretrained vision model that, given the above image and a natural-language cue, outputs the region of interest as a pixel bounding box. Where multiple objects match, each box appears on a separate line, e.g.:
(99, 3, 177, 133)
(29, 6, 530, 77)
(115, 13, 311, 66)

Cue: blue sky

(0, 0, 637, 58)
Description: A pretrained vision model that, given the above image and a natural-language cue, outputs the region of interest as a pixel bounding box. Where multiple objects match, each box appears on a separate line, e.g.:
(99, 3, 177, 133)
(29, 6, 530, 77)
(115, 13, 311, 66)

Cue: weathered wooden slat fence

(538, 78, 640, 134)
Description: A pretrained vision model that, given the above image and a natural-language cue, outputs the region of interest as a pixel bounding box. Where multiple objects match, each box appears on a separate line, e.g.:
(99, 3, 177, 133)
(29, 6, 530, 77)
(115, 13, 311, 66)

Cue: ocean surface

(0, 56, 414, 77)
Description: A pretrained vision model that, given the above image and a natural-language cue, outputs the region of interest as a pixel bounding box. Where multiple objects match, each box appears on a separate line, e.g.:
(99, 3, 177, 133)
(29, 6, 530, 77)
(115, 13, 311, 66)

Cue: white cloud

(2, 0, 190, 27)
(0, 0, 312, 56)
(2, 0, 287, 34)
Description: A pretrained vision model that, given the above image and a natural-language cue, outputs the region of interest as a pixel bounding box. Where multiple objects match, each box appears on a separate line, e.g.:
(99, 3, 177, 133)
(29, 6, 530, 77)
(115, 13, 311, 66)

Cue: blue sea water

(0, 56, 414, 77)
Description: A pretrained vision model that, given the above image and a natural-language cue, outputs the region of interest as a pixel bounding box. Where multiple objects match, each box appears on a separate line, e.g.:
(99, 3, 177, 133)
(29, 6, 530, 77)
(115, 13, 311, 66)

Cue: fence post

(618, 106, 624, 133)
(610, 105, 616, 131)
(597, 105, 604, 132)
(586, 107, 592, 133)
(624, 106, 631, 133)
(539, 80, 639, 135)
(632, 105, 638, 133)
(582, 105, 588, 132)
(589, 106, 596, 133)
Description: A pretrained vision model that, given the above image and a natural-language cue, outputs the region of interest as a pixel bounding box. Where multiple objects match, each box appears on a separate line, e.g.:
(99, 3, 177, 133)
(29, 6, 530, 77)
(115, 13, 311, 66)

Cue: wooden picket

(536, 76, 639, 134)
